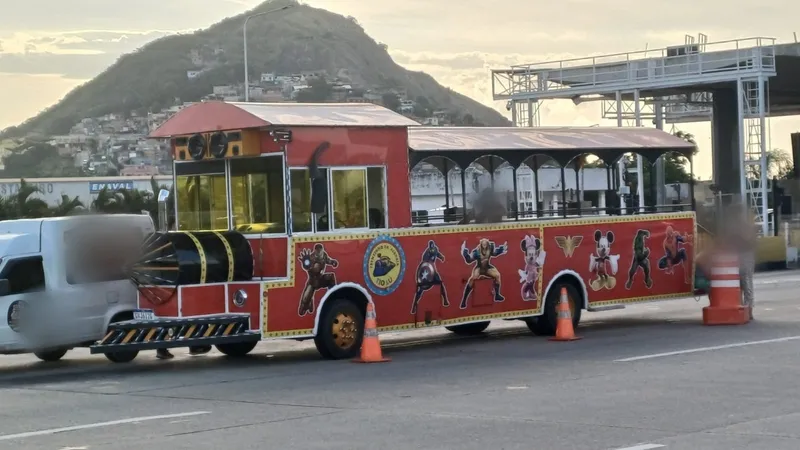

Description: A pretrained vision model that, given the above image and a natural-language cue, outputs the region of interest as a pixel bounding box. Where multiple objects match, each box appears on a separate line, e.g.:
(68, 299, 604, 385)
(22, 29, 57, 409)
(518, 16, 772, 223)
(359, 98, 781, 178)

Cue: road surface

(0, 270, 799, 450)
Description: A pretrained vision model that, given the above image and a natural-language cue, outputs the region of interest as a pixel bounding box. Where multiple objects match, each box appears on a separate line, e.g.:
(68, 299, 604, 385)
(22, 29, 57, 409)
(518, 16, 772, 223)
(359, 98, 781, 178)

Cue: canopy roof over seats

(150, 101, 420, 138)
(408, 126, 696, 172)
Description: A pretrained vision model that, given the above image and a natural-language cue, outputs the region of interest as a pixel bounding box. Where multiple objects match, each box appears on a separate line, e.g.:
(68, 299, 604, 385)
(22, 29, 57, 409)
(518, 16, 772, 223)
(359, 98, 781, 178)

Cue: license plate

(133, 309, 155, 321)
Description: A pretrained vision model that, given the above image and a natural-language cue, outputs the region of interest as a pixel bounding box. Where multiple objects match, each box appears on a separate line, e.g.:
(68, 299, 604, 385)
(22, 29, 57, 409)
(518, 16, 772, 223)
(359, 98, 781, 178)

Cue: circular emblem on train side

(363, 235, 406, 296)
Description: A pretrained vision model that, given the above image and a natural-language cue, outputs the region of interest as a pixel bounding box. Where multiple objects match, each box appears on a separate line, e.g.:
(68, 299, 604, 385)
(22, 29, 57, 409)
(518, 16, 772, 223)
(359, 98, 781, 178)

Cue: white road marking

(506, 386, 528, 390)
(0, 411, 210, 441)
(615, 336, 800, 362)
(613, 444, 665, 450)
(756, 276, 800, 285)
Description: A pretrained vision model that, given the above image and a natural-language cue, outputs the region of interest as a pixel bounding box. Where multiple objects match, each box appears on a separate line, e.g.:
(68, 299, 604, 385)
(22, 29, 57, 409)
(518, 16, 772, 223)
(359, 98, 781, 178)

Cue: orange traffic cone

(549, 287, 581, 341)
(353, 302, 390, 363)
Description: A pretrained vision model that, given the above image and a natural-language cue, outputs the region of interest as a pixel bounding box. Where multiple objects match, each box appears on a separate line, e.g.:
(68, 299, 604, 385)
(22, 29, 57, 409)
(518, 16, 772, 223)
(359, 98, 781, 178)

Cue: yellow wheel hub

(332, 312, 358, 349)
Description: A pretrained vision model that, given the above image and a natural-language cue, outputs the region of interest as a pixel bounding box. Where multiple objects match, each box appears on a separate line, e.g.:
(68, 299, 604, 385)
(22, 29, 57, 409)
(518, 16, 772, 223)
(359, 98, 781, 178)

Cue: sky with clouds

(1, 0, 800, 179)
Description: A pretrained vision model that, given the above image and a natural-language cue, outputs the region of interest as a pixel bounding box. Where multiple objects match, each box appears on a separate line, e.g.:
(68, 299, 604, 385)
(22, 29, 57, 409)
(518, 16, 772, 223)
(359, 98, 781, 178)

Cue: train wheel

(526, 282, 582, 336)
(105, 350, 139, 363)
(314, 299, 364, 360)
(216, 341, 258, 357)
(445, 321, 490, 336)
(33, 348, 68, 362)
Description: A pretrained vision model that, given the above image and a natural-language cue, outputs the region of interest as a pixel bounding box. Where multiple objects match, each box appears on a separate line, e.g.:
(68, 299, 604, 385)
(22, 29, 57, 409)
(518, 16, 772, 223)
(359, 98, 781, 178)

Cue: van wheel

(526, 282, 582, 336)
(34, 348, 68, 362)
(216, 341, 258, 357)
(105, 350, 139, 363)
(314, 299, 364, 360)
(445, 321, 490, 336)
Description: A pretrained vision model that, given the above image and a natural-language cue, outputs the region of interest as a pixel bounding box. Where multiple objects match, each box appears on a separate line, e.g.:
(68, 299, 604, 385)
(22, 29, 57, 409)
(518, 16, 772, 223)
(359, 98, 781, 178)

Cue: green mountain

(5, 0, 509, 137)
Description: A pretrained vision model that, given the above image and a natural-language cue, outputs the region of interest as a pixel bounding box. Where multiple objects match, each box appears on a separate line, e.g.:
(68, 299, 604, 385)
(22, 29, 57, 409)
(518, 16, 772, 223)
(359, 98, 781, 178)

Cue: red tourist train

(90, 101, 698, 361)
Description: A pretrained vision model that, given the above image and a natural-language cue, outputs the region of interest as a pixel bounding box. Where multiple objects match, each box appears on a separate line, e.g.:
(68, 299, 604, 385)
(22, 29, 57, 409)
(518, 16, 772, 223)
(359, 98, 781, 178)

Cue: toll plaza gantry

(491, 36, 800, 235)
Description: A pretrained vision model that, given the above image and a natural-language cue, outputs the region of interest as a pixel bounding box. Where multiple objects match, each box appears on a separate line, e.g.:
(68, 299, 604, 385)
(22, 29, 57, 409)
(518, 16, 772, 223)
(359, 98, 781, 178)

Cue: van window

(64, 225, 144, 284)
(0, 257, 46, 295)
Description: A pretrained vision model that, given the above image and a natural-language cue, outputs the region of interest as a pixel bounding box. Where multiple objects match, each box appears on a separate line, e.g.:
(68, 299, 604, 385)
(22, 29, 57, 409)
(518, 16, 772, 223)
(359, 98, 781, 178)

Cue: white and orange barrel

(708, 252, 741, 308)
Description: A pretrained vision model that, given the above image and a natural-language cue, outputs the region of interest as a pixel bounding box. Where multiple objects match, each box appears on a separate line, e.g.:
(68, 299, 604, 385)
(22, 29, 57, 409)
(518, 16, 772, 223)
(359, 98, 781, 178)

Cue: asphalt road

(1, 271, 799, 450)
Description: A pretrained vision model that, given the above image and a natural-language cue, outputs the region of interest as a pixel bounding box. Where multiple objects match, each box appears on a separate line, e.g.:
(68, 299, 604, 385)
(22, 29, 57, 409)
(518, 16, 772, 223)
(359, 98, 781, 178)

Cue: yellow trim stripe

(213, 231, 235, 282)
(184, 325, 197, 338)
(121, 329, 137, 344)
(203, 324, 217, 337)
(101, 330, 115, 344)
(223, 323, 236, 335)
(143, 328, 157, 342)
(185, 232, 207, 284)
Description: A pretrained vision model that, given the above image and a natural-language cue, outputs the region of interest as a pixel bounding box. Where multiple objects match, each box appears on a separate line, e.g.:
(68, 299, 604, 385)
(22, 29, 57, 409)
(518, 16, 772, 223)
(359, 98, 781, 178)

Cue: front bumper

(90, 313, 261, 354)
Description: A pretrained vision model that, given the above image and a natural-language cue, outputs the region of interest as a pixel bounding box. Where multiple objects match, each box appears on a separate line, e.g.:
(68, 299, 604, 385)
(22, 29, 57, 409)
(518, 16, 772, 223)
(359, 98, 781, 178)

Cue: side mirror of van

(0, 279, 9, 296)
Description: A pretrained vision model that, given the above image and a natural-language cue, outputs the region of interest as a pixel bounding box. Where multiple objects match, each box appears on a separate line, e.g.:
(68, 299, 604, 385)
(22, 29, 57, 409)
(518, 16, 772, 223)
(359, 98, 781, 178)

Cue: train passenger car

(90, 101, 698, 361)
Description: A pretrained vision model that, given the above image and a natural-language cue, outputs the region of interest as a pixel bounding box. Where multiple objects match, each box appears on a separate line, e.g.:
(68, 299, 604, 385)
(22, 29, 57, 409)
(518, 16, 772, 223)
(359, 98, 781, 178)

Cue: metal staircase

(740, 80, 770, 235)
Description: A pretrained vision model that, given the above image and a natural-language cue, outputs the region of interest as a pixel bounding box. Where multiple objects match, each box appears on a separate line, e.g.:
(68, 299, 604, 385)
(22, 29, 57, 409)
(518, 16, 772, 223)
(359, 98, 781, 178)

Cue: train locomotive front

(90, 230, 263, 360)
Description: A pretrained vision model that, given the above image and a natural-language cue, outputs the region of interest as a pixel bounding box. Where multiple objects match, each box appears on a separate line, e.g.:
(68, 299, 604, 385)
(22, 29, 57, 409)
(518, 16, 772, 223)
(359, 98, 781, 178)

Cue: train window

(331, 169, 368, 230)
(229, 156, 286, 234)
(290, 169, 329, 233)
(175, 161, 228, 231)
(366, 167, 387, 229)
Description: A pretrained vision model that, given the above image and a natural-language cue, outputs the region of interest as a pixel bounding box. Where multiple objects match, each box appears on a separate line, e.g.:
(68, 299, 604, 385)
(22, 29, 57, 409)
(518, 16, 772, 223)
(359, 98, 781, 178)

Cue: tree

(51, 195, 85, 216)
(296, 78, 332, 103)
(5, 179, 50, 219)
(381, 93, 400, 112)
(765, 148, 794, 180)
(1, 140, 80, 178)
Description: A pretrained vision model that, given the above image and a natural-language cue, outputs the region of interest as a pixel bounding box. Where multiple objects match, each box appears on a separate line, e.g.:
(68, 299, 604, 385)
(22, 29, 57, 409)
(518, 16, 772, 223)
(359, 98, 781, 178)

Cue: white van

(0, 214, 155, 362)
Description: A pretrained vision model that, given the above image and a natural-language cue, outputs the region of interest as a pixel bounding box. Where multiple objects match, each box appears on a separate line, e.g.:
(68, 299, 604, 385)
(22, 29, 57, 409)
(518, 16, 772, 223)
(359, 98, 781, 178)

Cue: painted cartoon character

(625, 229, 653, 289)
(658, 225, 692, 283)
(410, 240, 449, 314)
(518, 235, 546, 302)
(297, 243, 339, 317)
(460, 238, 508, 309)
(372, 253, 396, 277)
(588, 230, 620, 291)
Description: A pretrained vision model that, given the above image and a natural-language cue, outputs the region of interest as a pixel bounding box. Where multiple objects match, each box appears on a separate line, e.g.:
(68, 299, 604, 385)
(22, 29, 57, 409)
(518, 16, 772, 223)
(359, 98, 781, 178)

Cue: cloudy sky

(1, 0, 799, 178)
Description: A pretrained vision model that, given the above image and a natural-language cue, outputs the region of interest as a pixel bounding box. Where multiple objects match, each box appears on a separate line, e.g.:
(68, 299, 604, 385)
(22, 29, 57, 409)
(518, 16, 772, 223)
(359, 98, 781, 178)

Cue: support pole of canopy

(512, 166, 519, 221)
(689, 156, 696, 212)
(616, 90, 627, 215)
(533, 159, 541, 218)
(460, 168, 468, 223)
(560, 167, 568, 218)
(634, 89, 645, 212)
(654, 99, 666, 209)
(443, 159, 450, 210)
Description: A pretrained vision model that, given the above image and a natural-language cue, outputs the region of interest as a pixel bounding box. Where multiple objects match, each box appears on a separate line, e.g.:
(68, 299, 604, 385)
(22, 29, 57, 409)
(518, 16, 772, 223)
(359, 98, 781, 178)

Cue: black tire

(216, 341, 258, 357)
(33, 348, 68, 362)
(105, 350, 139, 363)
(314, 298, 364, 360)
(526, 282, 583, 336)
(445, 321, 490, 336)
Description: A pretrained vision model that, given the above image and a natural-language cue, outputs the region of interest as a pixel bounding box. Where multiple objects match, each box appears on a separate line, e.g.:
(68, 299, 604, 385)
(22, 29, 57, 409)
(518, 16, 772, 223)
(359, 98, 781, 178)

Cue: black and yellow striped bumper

(90, 313, 261, 354)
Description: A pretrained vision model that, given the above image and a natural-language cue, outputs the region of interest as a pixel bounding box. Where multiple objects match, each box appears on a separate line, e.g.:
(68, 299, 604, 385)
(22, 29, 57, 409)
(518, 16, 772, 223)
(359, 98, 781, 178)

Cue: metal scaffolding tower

(491, 36, 777, 235)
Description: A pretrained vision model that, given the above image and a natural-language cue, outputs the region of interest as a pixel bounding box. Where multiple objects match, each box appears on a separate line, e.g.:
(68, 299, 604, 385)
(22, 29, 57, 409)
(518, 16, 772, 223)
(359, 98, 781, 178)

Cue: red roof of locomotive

(408, 126, 696, 153)
(149, 101, 420, 138)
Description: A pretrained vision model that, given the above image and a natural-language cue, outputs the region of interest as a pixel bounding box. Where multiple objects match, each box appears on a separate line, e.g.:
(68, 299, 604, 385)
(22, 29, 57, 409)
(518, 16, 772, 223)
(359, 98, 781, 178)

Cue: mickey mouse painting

(588, 230, 620, 291)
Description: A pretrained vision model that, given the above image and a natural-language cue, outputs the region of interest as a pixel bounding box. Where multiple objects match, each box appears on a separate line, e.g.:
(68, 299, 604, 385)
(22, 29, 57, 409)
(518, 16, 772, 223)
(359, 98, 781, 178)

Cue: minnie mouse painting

(518, 235, 546, 302)
(588, 230, 620, 291)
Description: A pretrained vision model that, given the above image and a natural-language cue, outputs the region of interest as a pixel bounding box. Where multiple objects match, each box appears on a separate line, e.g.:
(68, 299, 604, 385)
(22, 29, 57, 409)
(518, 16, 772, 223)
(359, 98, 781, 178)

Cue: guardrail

(492, 37, 777, 99)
